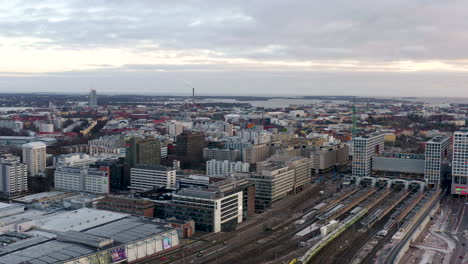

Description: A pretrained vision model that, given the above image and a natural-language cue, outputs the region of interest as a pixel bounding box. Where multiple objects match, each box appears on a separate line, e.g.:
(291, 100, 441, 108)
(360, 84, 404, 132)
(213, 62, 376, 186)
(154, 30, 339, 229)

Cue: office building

(0, 120, 23, 131)
(211, 177, 256, 220)
(310, 143, 350, 174)
(242, 144, 270, 164)
(176, 132, 205, 168)
(93, 158, 129, 191)
(53, 153, 94, 168)
(155, 188, 243, 233)
(249, 163, 295, 213)
(206, 159, 250, 177)
(178, 175, 211, 190)
(0, 154, 28, 198)
(268, 156, 311, 194)
(89, 136, 125, 156)
(22, 142, 47, 176)
(352, 133, 385, 177)
(452, 131, 468, 196)
(203, 148, 240, 161)
(54, 166, 110, 194)
(424, 135, 450, 186)
(125, 137, 160, 167)
(89, 89, 97, 107)
(130, 165, 176, 191)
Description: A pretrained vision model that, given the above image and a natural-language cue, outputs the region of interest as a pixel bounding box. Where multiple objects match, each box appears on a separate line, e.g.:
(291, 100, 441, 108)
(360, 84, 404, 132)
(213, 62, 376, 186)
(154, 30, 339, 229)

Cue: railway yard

(139, 175, 440, 264)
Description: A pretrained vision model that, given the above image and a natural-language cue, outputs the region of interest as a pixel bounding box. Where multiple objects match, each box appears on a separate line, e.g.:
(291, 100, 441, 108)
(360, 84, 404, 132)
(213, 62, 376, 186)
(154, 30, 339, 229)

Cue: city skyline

(2, 1, 468, 96)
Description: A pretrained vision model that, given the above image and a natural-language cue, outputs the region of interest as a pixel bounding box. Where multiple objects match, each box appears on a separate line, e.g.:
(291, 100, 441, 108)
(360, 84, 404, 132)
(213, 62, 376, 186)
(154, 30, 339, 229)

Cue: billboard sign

(454, 185, 468, 195)
(110, 247, 127, 263)
(163, 237, 172, 250)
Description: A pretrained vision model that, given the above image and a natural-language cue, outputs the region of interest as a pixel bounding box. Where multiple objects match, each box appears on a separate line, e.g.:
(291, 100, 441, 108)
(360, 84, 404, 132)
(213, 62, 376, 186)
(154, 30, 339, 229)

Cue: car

(197, 253, 203, 257)
(460, 256, 463, 259)
(223, 241, 228, 245)
(159, 257, 167, 261)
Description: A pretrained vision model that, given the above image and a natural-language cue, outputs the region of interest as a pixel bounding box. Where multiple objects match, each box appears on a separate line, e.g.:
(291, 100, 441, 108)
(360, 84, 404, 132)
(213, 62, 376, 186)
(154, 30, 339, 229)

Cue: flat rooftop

(13, 191, 68, 203)
(35, 208, 128, 232)
(0, 209, 173, 264)
(427, 135, 450, 143)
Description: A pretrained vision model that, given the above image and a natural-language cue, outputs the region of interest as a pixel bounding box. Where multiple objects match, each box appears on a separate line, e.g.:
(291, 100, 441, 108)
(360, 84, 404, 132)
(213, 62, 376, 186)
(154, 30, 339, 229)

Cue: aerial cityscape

(1, 1, 468, 264)
(0, 92, 466, 264)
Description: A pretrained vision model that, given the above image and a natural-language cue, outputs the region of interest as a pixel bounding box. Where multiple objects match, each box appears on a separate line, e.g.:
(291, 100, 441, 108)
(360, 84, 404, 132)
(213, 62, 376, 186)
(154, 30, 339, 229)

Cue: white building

(166, 121, 192, 137)
(54, 166, 109, 194)
(164, 188, 243, 233)
(22, 142, 47, 176)
(53, 153, 95, 168)
(352, 133, 385, 177)
(130, 165, 176, 191)
(452, 131, 468, 195)
(38, 123, 54, 133)
(206, 159, 250, 177)
(0, 120, 23, 131)
(239, 129, 272, 144)
(88, 136, 124, 156)
(0, 154, 28, 198)
(160, 146, 168, 159)
(424, 135, 450, 186)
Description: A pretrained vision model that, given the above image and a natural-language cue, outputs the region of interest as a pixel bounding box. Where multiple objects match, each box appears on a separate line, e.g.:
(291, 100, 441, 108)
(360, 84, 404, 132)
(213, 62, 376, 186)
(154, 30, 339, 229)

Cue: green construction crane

(352, 96, 357, 138)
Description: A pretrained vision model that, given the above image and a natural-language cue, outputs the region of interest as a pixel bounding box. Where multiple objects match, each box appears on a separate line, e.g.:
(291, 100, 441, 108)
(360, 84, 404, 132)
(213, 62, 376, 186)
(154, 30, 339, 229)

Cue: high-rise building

(125, 137, 160, 167)
(452, 131, 468, 196)
(424, 135, 450, 186)
(129, 165, 176, 191)
(89, 89, 97, 107)
(0, 154, 28, 198)
(176, 132, 205, 168)
(22, 142, 47, 176)
(352, 133, 385, 177)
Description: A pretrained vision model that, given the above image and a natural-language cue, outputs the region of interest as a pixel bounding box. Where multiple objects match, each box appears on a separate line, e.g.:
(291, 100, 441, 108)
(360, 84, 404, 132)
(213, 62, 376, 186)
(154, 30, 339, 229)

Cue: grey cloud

(2, 0, 468, 62)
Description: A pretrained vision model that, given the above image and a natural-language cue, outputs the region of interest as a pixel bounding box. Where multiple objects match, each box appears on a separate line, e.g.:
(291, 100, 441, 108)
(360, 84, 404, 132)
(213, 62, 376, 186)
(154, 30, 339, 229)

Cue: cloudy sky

(1, 0, 468, 97)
